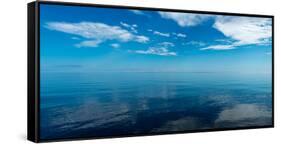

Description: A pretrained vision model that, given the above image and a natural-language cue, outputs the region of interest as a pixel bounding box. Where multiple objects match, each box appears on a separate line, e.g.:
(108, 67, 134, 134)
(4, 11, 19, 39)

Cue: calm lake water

(40, 72, 272, 140)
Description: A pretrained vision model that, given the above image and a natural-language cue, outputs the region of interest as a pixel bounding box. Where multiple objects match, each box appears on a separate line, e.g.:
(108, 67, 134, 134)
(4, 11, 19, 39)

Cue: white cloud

(110, 43, 120, 48)
(71, 37, 80, 40)
(172, 32, 187, 38)
(215, 39, 234, 44)
(132, 42, 176, 56)
(135, 36, 149, 43)
(46, 22, 131, 41)
(120, 22, 138, 33)
(45, 22, 149, 47)
(213, 16, 272, 45)
(159, 42, 175, 47)
(159, 12, 212, 27)
(135, 47, 176, 56)
(200, 44, 235, 50)
(120, 22, 130, 28)
(130, 10, 145, 15)
(175, 33, 187, 38)
(148, 29, 172, 37)
(75, 40, 102, 48)
(183, 41, 206, 47)
(153, 31, 170, 37)
(202, 16, 272, 51)
(214, 16, 272, 45)
(171, 33, 187, 39)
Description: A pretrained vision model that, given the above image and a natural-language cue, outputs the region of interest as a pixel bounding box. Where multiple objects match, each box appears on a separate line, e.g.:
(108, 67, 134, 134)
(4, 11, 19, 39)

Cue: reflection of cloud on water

(205, 95, 235, 106)
(152, 116, 206, 132)
(41, 101, 132, 138)
(215, 104, 272, 127)
(41, 78, 273, 139)
(135, 84, 177, 99)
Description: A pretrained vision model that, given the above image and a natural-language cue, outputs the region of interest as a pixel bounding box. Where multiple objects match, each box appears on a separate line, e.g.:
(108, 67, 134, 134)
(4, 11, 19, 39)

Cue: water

(40, 72, 272, 140)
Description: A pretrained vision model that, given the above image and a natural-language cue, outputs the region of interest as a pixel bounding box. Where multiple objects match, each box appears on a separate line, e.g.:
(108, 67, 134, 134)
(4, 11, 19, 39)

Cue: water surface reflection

(40, 72, 272, 139)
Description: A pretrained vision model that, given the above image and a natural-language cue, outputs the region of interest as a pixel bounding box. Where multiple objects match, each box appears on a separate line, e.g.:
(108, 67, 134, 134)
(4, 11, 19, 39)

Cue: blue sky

(40, 4, 272, 74)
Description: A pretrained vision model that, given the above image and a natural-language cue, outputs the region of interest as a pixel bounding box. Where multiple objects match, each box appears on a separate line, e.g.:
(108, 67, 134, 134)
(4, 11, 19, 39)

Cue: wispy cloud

(149, 30, 187, 39)
(135, 36, 149, 43)
(173, 33, 187, 38)
(71, 37, 80, 40)
(120, 22, 138, 33)
(200, 44, 235, 50)
(130, 10, 145, 15)
(159, 42, 175, 47)
(132, 42, 176, 56)
(215, 39, 234, 44)
(134, 47, 176, 56)
(75, 40, 102, 48)
(203, 16, 272, 51)
(153, 31, 170, 37)
(183, 41, 206, 47)
(147, 29, 171, 37)
(159, 12, 212, 27)
(110, 43, 120, 48)
(45, 22, 149, 47)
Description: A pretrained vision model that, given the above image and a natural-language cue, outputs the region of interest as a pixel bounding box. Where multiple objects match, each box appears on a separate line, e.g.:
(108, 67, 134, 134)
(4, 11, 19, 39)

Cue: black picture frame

(28, 1, 274, 142)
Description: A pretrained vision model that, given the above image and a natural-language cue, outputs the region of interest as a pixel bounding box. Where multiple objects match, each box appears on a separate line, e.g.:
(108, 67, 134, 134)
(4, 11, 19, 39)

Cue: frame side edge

(272, 16, 275, 127)
(28, 1, 39, 142)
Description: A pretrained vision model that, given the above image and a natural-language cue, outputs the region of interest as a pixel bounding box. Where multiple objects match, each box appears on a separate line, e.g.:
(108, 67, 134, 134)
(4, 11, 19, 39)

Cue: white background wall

(0, 0, 279, 143)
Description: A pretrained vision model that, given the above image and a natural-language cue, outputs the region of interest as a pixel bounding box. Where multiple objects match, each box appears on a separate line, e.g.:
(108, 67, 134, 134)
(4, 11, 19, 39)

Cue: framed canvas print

(28, 1, 274, 142)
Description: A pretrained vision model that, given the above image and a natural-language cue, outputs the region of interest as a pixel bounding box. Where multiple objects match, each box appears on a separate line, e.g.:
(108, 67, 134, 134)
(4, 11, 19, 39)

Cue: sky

(40, 4, 272, 74)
